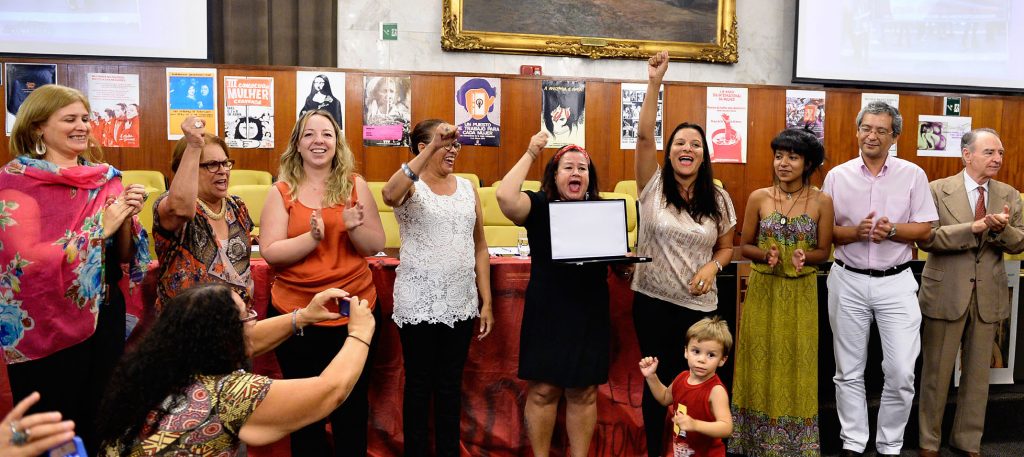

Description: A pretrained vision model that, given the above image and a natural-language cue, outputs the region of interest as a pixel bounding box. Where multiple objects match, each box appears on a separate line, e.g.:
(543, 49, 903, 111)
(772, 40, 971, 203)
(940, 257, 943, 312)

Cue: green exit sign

(944, 96, 961, 116)
(380, 22, 398, 41)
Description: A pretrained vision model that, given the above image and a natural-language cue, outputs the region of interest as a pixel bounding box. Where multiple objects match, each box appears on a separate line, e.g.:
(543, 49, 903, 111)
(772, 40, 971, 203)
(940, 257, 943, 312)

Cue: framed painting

(441, 0, 737, 63)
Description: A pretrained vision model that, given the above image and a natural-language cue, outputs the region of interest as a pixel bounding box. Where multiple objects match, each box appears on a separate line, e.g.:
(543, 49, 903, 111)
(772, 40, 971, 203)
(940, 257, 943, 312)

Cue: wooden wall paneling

(344, 71, 367, 179)
(496, 78, 544, 184)
(996, 99, 1023, 189)
(820, 90, 864, 170)
(585, 81, 625, 191)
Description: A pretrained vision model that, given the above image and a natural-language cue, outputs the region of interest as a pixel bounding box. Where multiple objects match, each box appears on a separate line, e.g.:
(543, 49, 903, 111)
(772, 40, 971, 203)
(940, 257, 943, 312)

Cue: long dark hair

(662, 122, 722, 224)
(541, 145, 600, 202)
(96, 284, 248, 453)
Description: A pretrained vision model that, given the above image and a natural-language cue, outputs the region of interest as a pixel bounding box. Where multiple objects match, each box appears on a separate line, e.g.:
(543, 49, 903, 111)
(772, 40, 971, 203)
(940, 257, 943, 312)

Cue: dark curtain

(209, 0, 337, 67)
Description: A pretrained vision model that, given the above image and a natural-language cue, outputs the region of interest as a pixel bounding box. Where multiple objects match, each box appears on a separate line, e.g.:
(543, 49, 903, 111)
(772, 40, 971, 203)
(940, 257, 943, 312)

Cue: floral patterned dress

(729, 211, 820, 457)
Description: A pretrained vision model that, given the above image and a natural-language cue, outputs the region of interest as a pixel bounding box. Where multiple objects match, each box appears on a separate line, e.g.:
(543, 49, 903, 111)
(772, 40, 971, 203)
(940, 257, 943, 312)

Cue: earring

(585, 191, 590, 200)
(34, 140, 46, 156)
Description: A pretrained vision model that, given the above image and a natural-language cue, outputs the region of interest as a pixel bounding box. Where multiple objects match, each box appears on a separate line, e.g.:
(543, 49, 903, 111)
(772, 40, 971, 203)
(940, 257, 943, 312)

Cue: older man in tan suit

(917, 128, 1024, 457)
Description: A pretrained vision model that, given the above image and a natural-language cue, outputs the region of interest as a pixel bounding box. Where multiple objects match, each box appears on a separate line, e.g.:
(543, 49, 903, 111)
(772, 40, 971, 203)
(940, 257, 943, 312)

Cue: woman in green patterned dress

(730, 127, 833, 456)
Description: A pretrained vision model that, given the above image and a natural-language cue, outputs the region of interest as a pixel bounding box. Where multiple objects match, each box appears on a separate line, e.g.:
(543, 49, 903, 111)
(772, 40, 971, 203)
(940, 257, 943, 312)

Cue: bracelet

(713, 259, 723, 272)
(400, 162, 419, 182)
(347, 334, 371, 348)
(291, 309, 304, 336)
(526, 149, 538, 160)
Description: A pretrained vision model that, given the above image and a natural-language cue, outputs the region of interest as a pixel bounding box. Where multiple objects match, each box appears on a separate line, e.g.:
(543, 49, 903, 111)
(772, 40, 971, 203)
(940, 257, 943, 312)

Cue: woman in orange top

(259, 110, 386, 457)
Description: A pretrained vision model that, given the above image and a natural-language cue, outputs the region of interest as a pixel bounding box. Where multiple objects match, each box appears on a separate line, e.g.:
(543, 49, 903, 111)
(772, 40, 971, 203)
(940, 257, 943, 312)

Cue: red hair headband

(552, 144, 590, 163)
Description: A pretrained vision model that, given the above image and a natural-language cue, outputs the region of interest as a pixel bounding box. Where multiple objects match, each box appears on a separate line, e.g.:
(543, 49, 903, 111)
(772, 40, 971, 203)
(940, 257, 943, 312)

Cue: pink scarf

(0, 156, 149, 363)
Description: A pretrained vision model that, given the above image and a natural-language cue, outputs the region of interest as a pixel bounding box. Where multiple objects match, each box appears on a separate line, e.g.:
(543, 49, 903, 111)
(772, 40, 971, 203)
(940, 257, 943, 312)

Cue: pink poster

(705, 87, 748, 163)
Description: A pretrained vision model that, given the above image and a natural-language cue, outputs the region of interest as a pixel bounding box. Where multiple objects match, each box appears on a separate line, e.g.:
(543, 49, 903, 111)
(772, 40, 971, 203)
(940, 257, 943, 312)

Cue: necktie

(975, 187, 986, 221)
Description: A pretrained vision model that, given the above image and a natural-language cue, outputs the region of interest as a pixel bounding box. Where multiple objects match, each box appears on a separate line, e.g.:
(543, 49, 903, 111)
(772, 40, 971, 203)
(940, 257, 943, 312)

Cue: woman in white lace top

(381, 119, 493, 457)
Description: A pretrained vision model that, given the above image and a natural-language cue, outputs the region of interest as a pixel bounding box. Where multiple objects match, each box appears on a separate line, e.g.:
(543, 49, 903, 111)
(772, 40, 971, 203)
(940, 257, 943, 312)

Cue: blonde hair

(686, 316, 733, 355)
(9, 84, 103, 162)
(277, 110, 354, 207)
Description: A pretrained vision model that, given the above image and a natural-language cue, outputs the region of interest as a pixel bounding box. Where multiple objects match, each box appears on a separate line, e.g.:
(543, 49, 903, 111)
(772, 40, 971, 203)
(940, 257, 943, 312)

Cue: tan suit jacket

(918, 174, 1024, 323)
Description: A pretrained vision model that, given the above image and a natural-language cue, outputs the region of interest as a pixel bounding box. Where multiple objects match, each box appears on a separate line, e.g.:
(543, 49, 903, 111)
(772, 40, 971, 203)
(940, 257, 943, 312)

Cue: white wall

(338, 0, 795, 84)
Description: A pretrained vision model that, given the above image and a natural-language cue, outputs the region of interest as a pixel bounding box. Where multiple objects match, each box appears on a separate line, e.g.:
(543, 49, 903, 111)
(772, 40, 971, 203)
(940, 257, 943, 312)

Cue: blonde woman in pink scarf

(0, 84, 149, 453)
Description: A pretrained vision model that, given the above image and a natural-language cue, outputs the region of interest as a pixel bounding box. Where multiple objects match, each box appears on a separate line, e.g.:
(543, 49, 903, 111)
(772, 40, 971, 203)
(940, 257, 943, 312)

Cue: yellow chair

(479, 187, 519, 247)
(454, 173, 481, 189)
(228, 184, 271, 237)
(599, 191, 638, 250)
(138, 189, 159, 259)
(231, 169, 273, 186)
(366, 181, 401, 248)
(492, 180, 541, 192)
(613, 180, 638, 199)
(122, 170, 166, 192)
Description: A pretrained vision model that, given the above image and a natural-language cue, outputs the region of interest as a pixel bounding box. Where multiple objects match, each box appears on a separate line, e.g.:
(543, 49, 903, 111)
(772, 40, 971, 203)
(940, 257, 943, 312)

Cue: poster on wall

(362, 76, 411, 147)
(916, 115, 971, 158)
(860, 93, 899, 156)
(166, 68, 217, 140)
(5, 63, 57, 136)
(454, 77, 500, 147)
(541, 80, 585, 149)
(785, 90, 825, 142)
(296, 71, 345, 129)
(223, 76, 274, 149)
(87, 73, 140, 148)
(621, 83, 663, 150)
(956, 261, 1019, 385)
(706, 87, 748, 163)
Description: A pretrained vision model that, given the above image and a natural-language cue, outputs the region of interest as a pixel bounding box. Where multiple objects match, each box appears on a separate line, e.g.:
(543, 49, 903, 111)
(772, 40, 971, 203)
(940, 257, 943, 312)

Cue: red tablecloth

(2, 257, 648, 457)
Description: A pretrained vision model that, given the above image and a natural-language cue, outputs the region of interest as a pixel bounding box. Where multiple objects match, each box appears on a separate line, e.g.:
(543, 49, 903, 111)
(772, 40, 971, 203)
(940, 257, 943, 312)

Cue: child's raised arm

(674, 384, 733, 439)
(639, 356, 673, 406)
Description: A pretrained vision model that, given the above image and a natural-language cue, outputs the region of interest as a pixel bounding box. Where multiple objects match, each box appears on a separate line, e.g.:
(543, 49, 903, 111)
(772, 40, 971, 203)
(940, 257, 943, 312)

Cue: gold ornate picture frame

(441, 0, 737, 63)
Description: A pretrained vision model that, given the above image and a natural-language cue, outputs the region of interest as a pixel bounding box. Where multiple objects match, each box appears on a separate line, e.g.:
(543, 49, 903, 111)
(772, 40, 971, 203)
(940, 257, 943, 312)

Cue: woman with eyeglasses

(259, 109, 386, 456)
(96, 284, 374, 455)
(153, 116, 254, 310)
(381, 119, 493, 457)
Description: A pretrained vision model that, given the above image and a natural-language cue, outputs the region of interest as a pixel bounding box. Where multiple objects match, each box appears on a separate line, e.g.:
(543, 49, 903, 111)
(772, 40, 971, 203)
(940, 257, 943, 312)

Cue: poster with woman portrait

(363, 76, 411, 147)
(916, 114, 972, 158)
(166, 67, 217, 140)
(223, 76, 274, 149)
(5, 63, 57, 135)
(454, 77, 500, 147)
(296, 71, 345, 129)
(541, 80, 585, 149)
(87, 72, 140, 148)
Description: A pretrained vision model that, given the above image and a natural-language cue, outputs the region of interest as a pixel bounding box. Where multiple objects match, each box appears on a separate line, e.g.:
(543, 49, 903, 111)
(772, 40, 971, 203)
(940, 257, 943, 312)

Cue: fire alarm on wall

(519, 65, 542, 76)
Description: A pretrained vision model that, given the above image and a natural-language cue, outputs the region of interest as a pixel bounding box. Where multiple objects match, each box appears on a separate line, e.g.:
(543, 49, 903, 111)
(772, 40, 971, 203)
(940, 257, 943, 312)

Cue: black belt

(834, 259, 911, 277)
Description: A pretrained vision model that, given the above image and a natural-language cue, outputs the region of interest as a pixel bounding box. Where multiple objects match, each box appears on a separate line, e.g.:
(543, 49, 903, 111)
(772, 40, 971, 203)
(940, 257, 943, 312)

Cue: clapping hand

(857, 211, 876, 241)
(342, 201, 365, 231)
(792, 248, 806, 272)
(765, 244, 780, 267)
(870, 216, 894, 243)
(309, 208, 325, 241)
(985, 204, 1011, 233)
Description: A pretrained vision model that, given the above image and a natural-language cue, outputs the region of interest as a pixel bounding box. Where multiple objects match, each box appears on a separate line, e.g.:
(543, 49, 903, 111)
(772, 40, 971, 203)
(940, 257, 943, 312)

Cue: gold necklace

(197, 197, 227, 220)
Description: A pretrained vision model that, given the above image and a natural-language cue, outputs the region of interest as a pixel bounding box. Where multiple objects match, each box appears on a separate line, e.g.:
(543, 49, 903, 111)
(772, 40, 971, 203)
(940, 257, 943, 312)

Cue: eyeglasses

(240, 308, 258, 325)
(445, 142, 462, 152)
(199, 159, 236, 173)
(858, 125, 892, 137)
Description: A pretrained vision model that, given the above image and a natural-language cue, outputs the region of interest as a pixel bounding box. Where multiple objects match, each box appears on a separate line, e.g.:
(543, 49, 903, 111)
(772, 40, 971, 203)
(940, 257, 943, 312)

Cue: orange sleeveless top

(269, 179, 376, 326)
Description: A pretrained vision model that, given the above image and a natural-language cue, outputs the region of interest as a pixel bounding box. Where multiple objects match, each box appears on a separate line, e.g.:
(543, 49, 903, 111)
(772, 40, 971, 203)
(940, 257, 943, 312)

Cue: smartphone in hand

(49, 436, 87, 457)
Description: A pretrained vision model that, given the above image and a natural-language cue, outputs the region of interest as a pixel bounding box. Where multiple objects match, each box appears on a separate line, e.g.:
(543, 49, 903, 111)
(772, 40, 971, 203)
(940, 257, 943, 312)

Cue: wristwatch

(886, 225, 897, 239)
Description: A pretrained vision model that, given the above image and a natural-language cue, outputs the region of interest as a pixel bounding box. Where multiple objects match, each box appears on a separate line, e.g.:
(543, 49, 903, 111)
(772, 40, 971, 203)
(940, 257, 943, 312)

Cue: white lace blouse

(392, 177, 480, 327)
